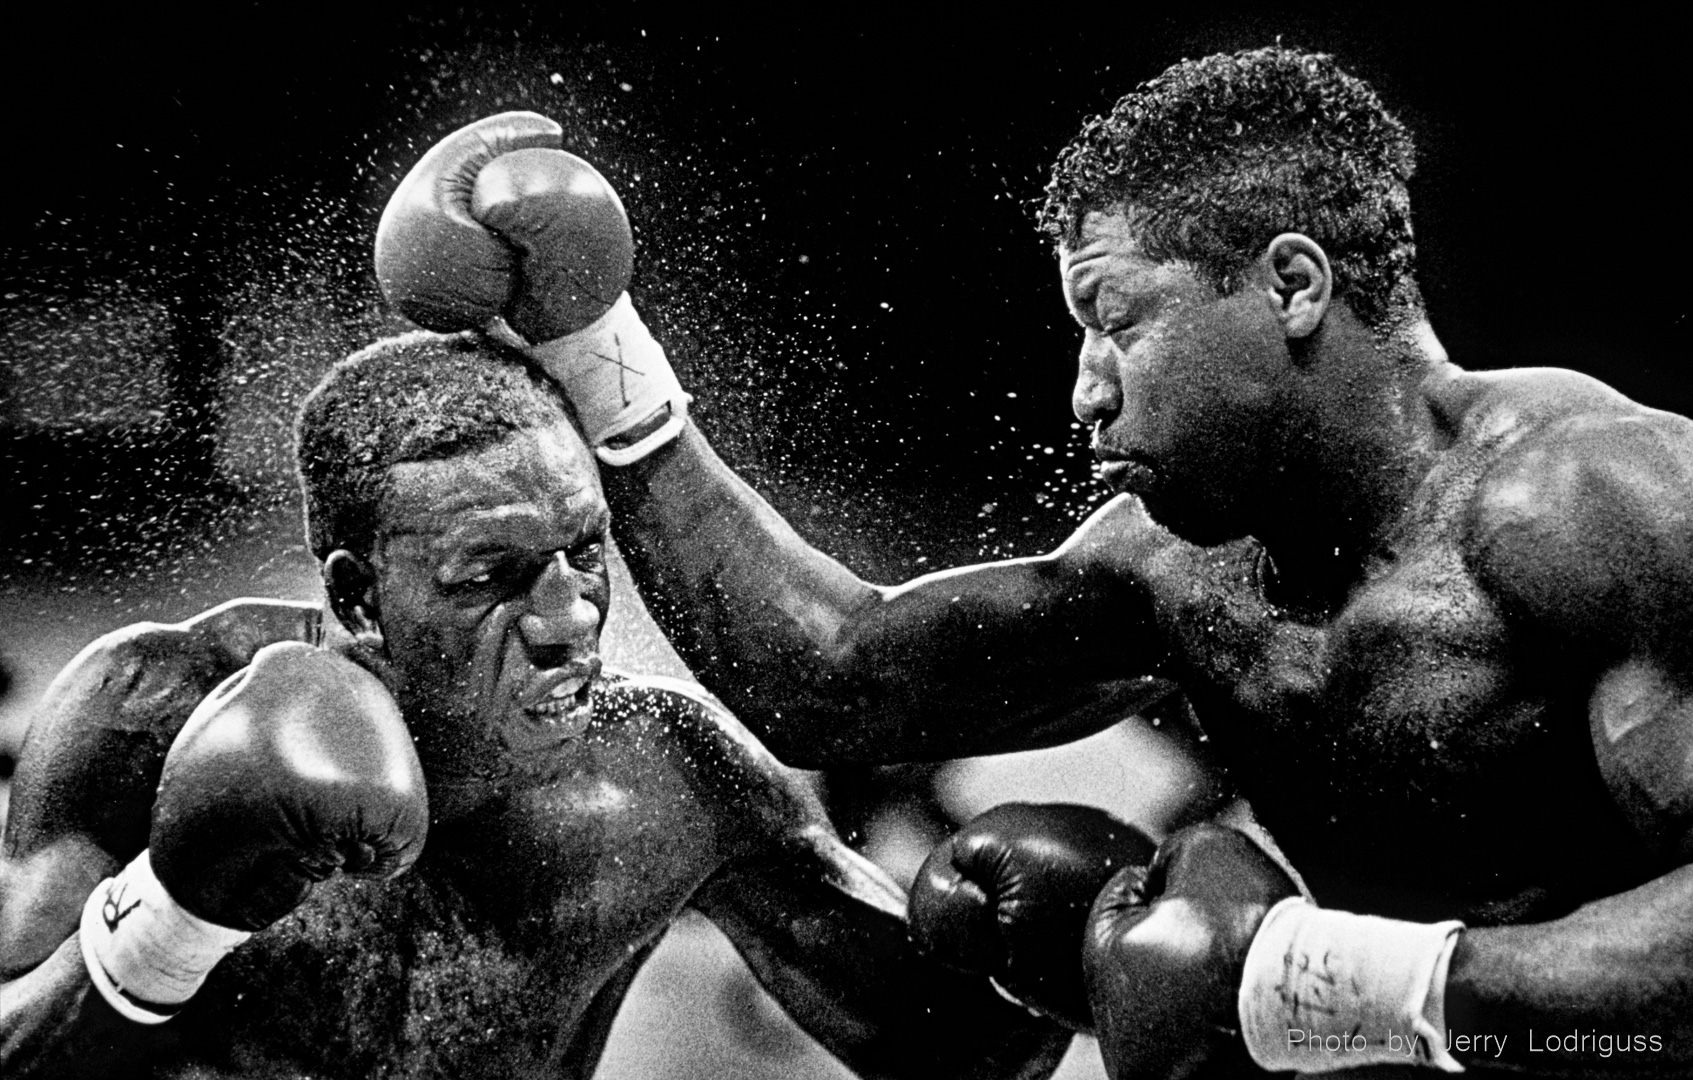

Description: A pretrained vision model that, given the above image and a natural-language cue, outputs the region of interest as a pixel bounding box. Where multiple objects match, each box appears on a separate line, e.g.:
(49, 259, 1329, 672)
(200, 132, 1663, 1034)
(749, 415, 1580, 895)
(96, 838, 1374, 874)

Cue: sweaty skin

(0, 422, 1068, 1079)
(601, 212, 1693, 1073)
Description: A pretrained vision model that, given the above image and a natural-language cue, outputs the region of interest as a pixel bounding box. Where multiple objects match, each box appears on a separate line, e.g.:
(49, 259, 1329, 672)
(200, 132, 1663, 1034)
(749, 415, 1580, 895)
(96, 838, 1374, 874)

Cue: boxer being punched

(389, 49, 1693, 1076)
(0, 336, 1070, 1078)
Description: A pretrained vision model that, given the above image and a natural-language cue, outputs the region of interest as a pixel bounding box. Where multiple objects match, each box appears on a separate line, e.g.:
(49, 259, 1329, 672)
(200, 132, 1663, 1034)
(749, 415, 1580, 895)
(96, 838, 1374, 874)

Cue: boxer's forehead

(377, 421, 606, 555)
(1059, 209, 1204, 322)
(1064, 209, 1144, 264)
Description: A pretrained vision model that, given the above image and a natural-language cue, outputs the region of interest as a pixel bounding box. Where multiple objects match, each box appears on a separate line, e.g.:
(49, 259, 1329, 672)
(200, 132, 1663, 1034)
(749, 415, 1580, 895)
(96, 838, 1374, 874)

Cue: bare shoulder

(591, 668, 746, 754)
(1456, 368, 1693, 649)
(592, 669, 831, 845)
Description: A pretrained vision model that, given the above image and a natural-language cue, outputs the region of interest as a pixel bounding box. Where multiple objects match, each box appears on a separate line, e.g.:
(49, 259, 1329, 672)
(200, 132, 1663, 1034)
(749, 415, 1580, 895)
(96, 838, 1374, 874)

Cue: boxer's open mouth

(521, 661, 600, 734)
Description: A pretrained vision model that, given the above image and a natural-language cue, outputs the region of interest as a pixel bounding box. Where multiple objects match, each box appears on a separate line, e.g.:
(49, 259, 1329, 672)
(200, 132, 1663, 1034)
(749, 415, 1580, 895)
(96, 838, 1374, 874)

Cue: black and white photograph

(1, 8, 1688, 1078)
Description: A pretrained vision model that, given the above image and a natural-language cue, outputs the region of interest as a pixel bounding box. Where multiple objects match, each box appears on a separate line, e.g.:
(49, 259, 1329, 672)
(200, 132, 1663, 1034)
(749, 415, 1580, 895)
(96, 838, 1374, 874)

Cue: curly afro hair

(1040, 46, 1419, 327)
(295, 330, 573, 562)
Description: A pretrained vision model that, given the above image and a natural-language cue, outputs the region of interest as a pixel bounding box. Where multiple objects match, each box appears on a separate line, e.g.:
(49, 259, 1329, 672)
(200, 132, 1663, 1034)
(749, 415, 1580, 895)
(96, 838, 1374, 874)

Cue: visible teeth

(548, 677, 587, 700)
(522, 674, 592, 730)
(527, 697, 579, 725)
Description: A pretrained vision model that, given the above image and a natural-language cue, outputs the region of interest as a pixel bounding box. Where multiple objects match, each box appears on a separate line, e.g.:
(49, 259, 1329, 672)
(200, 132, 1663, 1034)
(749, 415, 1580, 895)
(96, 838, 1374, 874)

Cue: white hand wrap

(1238, 897, 1465, 1073)
(522, 292, 690, 465)
(79, 849, 251, 1024)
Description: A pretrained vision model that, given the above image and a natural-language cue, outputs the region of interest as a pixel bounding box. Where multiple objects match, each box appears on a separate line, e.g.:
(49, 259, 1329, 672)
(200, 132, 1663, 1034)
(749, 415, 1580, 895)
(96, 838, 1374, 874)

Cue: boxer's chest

(163, 873, 547, 1079)
(1156, 526, 1647, 922)
(173, 739, 729, 1078)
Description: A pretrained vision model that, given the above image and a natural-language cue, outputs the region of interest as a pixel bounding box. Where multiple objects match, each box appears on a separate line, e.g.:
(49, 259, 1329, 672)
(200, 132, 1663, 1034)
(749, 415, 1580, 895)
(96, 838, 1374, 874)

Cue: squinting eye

(573, 542, 606, 570)
(445, 565, 504, 591)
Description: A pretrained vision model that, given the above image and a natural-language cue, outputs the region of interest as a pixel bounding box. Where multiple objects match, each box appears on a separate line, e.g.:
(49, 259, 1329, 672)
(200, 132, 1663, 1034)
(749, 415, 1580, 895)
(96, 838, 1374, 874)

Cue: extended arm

(371, 115, 1174, 768)
(657, 681, 1073, 1080)
(605, 426, 1174, 765)
(692, 823, 1072, 1080)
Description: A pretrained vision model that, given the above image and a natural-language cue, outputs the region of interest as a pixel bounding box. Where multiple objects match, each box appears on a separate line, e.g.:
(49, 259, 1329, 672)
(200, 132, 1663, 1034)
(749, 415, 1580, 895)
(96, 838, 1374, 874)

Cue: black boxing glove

(1083, 824, 1299, 1079)
(79, 643, 427, 1022)
(909, 803, 1155, 1029)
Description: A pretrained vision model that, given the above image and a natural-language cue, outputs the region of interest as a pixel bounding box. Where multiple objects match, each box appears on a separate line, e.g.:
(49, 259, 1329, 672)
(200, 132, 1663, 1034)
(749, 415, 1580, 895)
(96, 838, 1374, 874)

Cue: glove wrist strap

(520, 293, 690, 464)
(1238, 896, 1465, 1073)
(80, 850, 251, 1024)
(596, 405, 687, 466)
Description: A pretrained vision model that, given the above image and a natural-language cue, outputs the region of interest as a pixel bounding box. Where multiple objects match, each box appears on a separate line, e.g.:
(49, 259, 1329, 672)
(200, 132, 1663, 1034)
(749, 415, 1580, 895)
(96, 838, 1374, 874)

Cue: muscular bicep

(0, 647, 171, 975)
(1470, 412, 1693, 861)
(808, 518, 1176, 763)
(0, 653, 179, 1077)
(1589, 659, 1693, 861)
(612, 428, 1173, 766)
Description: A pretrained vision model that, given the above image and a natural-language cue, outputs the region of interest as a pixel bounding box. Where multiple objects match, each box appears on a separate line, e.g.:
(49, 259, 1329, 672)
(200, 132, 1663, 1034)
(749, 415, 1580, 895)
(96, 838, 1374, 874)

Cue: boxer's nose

(518, 551, 601, 662)
(1072, 333, 1123, 426)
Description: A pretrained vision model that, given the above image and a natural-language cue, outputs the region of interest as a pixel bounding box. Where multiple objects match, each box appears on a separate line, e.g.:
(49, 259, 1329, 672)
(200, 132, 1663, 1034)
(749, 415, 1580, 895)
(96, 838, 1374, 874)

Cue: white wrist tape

(522, 292, 691, 465)
(80, 850, 251, 1024)
(1238, 897, 1465, 1073)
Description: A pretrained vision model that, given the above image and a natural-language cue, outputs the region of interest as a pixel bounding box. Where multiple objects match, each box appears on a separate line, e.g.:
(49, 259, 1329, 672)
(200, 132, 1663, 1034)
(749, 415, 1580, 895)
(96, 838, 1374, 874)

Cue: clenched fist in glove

(79, 643, 427, 1023)
(376, 111, 688, 465)
(909, 802, 1156, 1030)
(1082, 824, 1297, 1078)
(1084, 823, 1466, 1078)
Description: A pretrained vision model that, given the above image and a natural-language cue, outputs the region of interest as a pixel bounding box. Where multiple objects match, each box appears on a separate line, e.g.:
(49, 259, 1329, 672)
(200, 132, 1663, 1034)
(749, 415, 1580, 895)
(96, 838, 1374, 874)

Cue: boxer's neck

(1250, 316, 1449, 614)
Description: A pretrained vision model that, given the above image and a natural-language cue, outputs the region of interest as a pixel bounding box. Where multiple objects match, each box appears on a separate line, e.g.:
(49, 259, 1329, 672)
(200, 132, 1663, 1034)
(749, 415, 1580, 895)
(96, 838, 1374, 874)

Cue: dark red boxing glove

(375, 111, 687, 464)
(374, 110, 632, 339)
(1083, 823, 1298, 1079)
(909, 803, 1156, 1030)
(80, 643, 428, 1022)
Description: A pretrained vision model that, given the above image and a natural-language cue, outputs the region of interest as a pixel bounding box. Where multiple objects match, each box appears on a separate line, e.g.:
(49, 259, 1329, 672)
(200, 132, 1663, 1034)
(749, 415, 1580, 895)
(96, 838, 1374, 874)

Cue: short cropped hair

(296, 330, 571, 561)
(1040, 46, 1419, 327)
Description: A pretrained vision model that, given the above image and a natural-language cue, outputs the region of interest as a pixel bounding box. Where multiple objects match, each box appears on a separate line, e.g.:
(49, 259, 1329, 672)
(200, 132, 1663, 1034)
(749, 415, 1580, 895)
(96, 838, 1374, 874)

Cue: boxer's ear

(1263, 233, 1332, 339)
(324, 549, 384, 647)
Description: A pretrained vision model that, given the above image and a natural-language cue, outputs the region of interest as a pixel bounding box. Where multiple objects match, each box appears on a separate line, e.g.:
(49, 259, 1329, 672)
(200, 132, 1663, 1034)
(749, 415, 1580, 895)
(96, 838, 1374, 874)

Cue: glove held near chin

(80, 850, 251, 1024)
(1238, 896, 1466, 1073)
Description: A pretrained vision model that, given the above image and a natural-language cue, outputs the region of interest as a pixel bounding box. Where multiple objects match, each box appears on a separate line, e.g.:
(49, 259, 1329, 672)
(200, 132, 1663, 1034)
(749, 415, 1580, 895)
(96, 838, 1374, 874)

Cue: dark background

(2, 5, 1687, 582)
(0, 13, 1683, 1073)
